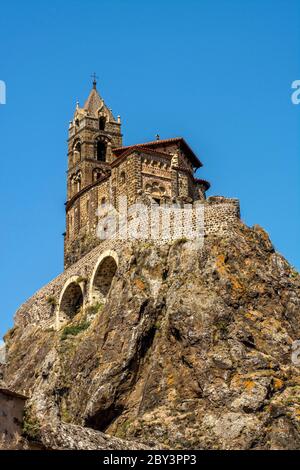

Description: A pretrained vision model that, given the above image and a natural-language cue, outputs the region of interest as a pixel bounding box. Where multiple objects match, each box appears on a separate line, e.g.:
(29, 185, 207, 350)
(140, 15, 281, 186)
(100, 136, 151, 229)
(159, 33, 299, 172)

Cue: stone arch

(89, 251, 118, 304)
(73, 139, 81, 152)
(93, 168, 104, 182)
(145, 181, 166, 195)
(75, 171, 82, 192)
(57, 276, 84, 328)
(94, 135, 112, 162)
(70, 174, 77, 197)
(120, 171, 126, 184)
(145, 181, 166, 204)
(96, 140, 106, 162)
(73, 139, 82, 163)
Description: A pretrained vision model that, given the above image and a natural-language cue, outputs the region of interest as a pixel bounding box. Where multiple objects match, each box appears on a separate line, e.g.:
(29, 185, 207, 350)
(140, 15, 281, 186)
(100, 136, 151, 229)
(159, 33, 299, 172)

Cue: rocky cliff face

(3, 223, 300, 450)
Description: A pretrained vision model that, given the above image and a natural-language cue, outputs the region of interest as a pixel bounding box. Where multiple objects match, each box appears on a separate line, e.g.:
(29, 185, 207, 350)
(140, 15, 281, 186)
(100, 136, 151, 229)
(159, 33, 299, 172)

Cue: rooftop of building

(113, 137, 202, 168)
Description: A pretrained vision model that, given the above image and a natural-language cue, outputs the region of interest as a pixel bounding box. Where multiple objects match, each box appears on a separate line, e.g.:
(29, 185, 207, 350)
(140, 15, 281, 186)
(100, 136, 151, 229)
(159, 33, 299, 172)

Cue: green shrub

(22, 410, 40, 441)
(85, 302, 103, 316)
(76, 276, 87, 284)
(61, 321, 90, 340)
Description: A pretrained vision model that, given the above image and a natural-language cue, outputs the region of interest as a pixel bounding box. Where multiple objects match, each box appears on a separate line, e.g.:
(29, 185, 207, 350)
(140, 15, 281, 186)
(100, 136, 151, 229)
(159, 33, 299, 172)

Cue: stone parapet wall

(205, 196, 240, 235)
(12, 196, 241, 329)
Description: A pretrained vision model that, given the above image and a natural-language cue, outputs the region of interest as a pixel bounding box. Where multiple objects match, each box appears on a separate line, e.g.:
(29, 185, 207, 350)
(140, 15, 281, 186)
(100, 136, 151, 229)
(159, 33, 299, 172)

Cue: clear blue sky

(0, 0, 299, 339)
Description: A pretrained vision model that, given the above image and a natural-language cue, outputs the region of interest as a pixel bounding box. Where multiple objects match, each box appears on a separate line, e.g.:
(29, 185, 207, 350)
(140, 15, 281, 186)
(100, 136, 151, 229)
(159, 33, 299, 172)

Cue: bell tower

(64, 78, 123, 268)
(67, 77, 122, 202)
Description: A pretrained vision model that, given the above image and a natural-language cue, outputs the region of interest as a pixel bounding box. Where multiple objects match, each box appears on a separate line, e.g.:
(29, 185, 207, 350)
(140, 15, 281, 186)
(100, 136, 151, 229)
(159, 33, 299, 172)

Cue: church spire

(83, 84, 102, 116)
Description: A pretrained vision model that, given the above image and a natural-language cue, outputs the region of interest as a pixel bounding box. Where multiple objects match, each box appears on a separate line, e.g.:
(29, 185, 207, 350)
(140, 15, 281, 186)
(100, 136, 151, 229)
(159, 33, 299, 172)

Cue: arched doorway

(90, 252, 118, 304)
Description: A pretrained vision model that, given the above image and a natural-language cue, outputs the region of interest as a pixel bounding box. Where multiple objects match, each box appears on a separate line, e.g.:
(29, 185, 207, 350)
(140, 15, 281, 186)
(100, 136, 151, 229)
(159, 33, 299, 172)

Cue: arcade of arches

(57, 254, 118, 326)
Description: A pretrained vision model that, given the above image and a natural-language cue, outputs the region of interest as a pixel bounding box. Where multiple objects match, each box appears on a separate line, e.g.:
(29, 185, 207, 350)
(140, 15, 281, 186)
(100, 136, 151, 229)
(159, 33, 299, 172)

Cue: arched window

(93, 169, 103, 182)
(71, 175, 77, 196)
(96, 141, 106, 162)
(74, 140, 81, 160)
(75, 118, 79, 127)
(99, 116, 106, 131)
(101, 197, 106, 207)
(76, 172, 81, 192)
(120, 171, 126, 184)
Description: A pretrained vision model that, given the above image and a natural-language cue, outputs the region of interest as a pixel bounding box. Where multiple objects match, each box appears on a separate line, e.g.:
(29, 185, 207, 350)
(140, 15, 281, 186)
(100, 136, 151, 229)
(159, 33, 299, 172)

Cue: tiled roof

(114, 137, 182, 153)
(112, 145, 173, 162)
(113, 137, 202, 168)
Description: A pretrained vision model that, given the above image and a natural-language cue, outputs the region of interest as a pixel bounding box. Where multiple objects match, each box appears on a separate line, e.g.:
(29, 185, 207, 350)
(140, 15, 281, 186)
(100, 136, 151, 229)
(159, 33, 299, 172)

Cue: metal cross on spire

(91, 73, 99, 89)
